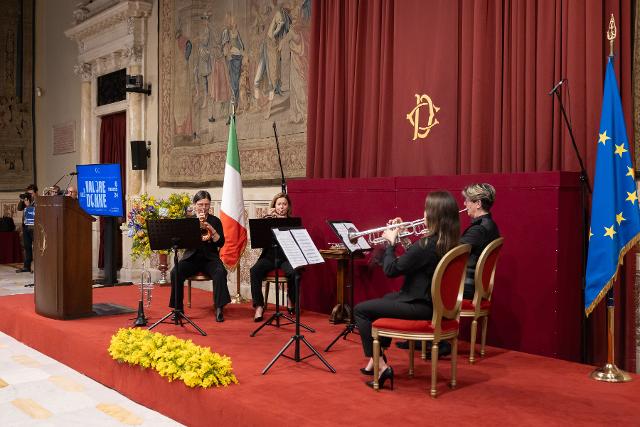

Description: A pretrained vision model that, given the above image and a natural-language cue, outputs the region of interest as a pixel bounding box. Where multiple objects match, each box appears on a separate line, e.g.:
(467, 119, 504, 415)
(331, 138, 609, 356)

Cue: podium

(34, 195, 95, 319)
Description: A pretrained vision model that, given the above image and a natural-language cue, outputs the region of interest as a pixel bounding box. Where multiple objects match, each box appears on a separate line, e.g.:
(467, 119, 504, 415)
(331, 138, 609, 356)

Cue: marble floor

(0, 265, 181, 426)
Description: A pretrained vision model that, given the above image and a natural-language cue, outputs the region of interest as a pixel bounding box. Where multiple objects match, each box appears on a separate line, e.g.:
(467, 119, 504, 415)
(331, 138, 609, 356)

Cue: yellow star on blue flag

(585, 57, 640, 316)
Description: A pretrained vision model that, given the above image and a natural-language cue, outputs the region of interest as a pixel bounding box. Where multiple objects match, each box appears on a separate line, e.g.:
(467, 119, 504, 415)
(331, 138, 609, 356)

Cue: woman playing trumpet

(354, 191, 461, 390)
(169, 190, 230, 322)
(250, 192, 301, 321)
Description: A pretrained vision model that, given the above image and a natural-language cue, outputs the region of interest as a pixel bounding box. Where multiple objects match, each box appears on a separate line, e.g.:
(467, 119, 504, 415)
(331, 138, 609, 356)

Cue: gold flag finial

(607, 14, 617, 57)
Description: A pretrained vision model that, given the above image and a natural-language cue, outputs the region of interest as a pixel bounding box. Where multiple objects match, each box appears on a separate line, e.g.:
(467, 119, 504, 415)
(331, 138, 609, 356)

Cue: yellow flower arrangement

(108, 328, 238, 388)
(127, 193, 192, 261)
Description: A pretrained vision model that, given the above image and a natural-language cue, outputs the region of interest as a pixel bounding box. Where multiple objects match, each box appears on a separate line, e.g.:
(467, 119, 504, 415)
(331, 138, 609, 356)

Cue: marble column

(80, 80, 92, 164)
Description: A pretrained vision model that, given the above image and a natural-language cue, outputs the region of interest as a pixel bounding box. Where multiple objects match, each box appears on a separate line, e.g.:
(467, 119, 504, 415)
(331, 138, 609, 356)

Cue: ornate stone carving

(122, 45, 143, 64)
(72, 5, 90, 25)
(73, 62, 93, 81)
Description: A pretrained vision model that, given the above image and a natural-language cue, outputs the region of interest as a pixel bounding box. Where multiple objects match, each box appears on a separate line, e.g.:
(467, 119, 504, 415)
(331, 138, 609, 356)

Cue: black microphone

(548, 79, 566, 96)
(69, 172, 78, 176)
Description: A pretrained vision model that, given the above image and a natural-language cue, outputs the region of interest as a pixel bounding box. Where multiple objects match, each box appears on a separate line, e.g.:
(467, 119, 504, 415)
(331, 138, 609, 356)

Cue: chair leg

(187, 280, 192, 308)
(408, 341, 415, 377)
(373, 334, 380, 391)
(469, 318, 478, 363)
(480, 316, 489, 357)
(450, 337, 458, 389)
(430, 341, 439, 398)
(421, 340, 427, 360)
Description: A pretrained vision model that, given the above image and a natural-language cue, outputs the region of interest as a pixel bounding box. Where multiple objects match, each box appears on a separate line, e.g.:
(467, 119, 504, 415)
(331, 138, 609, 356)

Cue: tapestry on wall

(159, 0, 310, 187)
(0, 0, 34, 191)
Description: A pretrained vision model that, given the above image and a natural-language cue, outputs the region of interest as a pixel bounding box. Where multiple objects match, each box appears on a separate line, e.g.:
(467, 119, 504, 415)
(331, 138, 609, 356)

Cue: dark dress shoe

(366, 366, 394, 390)
(15, 268, 30, 273)
(215, 308, 224, 322)
(360, 354, 388, 375)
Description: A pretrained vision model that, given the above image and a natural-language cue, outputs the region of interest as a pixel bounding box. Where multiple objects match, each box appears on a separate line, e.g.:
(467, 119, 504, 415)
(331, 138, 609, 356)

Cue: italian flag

(219, 115, 247, 271)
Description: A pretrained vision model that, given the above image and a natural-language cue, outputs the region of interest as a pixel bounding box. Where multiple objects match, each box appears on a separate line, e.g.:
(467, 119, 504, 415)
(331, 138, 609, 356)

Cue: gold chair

(459, 237, 504, 363)
(371, 243, 471, 397)
(263, 269, 288, 310)
(186, 272, 213, 308)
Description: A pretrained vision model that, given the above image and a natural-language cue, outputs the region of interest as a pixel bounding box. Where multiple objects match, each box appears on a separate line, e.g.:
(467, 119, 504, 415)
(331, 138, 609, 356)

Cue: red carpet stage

(0, 286, 637, 426)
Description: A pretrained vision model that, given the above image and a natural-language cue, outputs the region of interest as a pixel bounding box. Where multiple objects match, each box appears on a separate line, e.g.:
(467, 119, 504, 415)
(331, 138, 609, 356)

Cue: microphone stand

(550, 80, 592, 363)
(273, 122, 287, 194)
(63, 174, 76, 196)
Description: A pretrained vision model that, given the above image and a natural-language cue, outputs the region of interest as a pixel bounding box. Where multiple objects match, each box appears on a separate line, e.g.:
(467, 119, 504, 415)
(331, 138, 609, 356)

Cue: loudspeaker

(130, 140, 148, 170)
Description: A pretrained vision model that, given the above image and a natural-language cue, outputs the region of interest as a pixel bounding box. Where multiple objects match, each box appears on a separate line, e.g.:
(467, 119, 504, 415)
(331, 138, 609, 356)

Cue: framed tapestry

(0, 0, 35, 191)
(159, 0, 311, 187)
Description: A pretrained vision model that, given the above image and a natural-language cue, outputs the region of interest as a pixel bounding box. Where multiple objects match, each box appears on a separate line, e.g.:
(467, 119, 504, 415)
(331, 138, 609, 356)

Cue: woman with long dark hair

(354, 191, 461, 390)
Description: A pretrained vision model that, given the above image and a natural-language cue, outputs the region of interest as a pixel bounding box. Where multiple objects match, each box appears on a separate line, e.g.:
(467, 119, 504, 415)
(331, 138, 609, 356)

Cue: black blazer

(382, 237, 441, 303)
(181, 215, 225, 261)
(460, 213, 500, 290)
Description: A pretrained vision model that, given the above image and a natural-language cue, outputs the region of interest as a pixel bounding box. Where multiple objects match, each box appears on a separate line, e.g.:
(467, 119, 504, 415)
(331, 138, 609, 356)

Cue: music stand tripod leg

(325, 251, 359, 352)
(262, 274, 334, 374)
(148, 246, 207, 336)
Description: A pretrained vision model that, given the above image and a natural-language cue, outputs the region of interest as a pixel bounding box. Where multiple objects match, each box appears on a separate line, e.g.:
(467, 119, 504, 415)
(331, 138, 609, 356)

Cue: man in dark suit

(169, 190, 230, 322)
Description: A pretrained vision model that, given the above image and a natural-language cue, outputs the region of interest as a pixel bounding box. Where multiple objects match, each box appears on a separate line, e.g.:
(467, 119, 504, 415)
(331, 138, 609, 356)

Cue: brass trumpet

(348, 218, 427, 246)
(191, 206, 213, 241)
(349, 208, 468, 247)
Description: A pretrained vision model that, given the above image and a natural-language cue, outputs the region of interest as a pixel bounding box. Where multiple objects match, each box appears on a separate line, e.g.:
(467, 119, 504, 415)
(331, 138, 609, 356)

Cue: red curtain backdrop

(307, 0, 635, 369)
(307, 0, 633, 179)
(98, 112, 127, 269)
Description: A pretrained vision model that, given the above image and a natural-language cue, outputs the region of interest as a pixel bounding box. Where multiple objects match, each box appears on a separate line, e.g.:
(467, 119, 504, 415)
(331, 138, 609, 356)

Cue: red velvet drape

(98, 112, 126, 269)
(307, 0, 636, 369)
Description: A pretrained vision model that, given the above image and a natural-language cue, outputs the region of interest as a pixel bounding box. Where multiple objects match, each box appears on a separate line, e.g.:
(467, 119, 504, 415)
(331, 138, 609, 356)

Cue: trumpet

(190, 206, 213, 241)
(349, 208, 468, 247)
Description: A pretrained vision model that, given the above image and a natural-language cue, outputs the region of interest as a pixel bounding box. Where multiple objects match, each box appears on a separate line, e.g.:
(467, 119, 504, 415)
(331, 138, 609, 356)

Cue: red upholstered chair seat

(461, 299, 491, 311)
(373, 318, 459, 334)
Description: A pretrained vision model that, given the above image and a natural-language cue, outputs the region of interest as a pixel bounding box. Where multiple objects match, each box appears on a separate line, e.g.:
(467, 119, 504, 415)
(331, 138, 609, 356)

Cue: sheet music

(331, 222, 371, 251)
(272, 229, 309, 270)
(290, 229, 325, 264)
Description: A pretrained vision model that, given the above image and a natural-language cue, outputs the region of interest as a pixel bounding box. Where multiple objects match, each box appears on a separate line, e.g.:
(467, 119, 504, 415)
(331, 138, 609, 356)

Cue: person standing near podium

(169, 190, 230, 322)
(250, 192, 300, 322)
(16, 184, 38, 273)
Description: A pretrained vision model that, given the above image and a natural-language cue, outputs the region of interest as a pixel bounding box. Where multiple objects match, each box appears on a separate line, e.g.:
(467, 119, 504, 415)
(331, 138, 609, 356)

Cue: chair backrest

(472, 237, 504, 305)
(431, 243, 471, 326)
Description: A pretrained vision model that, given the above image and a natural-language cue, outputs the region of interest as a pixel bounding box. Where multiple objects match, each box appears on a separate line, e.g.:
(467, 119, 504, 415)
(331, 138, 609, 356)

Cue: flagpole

(589, 14, 631, 383)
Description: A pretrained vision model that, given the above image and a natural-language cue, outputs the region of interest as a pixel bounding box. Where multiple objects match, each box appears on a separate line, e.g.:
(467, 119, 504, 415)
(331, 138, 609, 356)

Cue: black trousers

(249, 256, 298, 307)
(22, 226, 33, 270)
(169, 254, 230, 311)
(354, 292, 433, 358)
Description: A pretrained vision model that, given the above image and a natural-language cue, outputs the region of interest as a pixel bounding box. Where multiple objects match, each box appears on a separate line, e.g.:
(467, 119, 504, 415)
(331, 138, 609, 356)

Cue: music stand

(248, 217, 315, 337)
(324, 220, 371, 352)
(146, 218, 207, 336)
(262, 227, 335, 374)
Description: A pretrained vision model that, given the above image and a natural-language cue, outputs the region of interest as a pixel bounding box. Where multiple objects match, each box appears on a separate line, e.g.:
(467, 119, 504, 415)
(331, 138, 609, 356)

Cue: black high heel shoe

(366, 366, 394, 390)
(360, 354, 388, 376)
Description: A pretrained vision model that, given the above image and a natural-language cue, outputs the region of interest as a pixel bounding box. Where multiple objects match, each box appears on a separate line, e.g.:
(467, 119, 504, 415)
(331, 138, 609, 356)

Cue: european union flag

(585, 58, 640, 316)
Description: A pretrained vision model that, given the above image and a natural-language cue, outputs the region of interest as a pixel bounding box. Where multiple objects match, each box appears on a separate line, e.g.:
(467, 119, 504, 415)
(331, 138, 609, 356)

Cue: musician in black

(460, 183, 500, 299)
(169, 190, 230, 322)
(354, 191, 461, 389)
(249, 192, 300, 321)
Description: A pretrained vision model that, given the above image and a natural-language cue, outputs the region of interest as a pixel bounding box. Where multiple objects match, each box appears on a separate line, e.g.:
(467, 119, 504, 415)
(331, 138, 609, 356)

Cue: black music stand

(324, 220, 371, 352)
(146, 218, 207, 336)
(248, 217, 315, 337)
(262, 227, 334, 374)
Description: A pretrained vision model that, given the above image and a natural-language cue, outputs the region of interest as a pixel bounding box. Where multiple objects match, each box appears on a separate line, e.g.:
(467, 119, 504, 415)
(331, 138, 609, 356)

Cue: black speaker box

(130, 140, 148, 170)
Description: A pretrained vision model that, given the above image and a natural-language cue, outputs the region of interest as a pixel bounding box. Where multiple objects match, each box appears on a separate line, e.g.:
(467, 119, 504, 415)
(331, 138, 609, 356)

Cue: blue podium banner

(76, 164, 124, 217)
